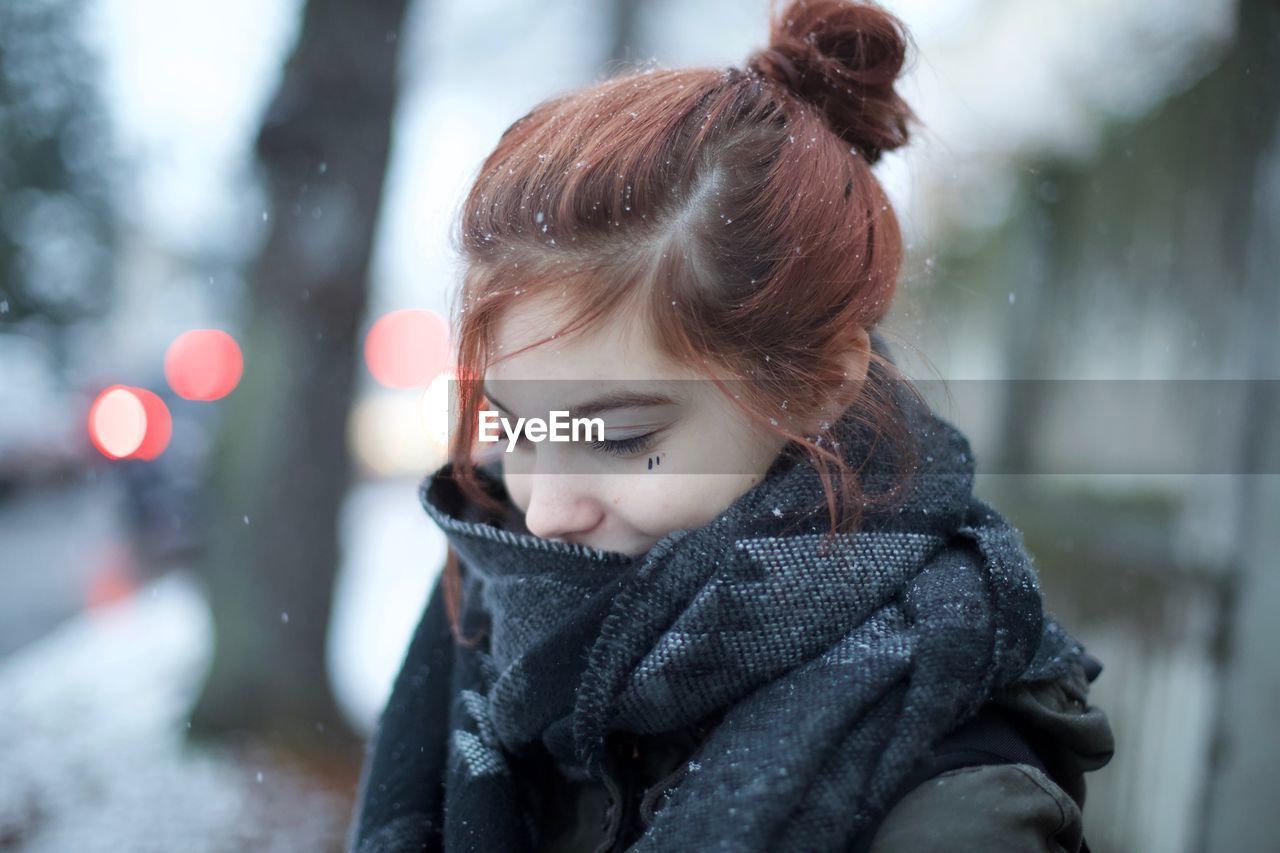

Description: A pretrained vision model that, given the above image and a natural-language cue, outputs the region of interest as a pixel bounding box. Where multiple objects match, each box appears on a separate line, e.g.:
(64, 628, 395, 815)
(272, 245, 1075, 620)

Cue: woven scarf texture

(350, 335, 1092, 853)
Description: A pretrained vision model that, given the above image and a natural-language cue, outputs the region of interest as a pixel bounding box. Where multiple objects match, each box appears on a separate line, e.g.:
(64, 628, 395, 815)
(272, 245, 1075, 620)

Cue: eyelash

(589, 433, 657, 458)
(514, 432, 657, 458)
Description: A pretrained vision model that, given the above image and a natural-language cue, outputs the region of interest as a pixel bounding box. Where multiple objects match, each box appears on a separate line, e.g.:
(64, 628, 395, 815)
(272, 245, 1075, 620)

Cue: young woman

(349, 1, 1115, 850)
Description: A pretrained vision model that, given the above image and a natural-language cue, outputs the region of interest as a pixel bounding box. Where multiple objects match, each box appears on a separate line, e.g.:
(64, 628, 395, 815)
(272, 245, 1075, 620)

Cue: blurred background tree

(187, 0, 412, 759)
(0, 0, 116, 352)
(914, 0, 1280, 848)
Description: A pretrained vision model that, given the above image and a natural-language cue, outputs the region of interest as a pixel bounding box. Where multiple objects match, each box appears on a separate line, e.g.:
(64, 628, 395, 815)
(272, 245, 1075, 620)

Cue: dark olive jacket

(529, 657, 1114, 853)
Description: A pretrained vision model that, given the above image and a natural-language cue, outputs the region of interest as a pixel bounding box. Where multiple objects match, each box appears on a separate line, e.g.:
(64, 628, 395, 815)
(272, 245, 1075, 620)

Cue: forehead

(489, 290, 689, 382)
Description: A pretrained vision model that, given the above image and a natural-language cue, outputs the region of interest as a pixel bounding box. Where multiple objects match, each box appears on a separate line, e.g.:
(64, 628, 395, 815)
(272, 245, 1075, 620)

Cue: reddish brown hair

(440, 0, 929, 645)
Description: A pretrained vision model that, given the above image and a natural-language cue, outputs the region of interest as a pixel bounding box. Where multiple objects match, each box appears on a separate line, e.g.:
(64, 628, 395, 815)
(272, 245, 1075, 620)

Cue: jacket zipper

(598, 718, 722, 851)
(597, 735, 640, 853)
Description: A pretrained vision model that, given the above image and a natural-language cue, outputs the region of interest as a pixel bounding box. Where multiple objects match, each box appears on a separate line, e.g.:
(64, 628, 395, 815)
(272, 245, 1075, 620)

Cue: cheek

(614, 478, 674, 527)
(617, 474, 762, 535)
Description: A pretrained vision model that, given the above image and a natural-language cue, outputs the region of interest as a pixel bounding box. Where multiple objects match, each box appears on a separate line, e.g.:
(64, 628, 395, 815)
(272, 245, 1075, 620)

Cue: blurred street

(0, 476, 125, 657)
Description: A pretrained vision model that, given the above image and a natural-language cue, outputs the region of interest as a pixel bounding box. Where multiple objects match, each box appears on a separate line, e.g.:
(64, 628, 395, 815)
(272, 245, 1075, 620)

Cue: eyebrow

(482, 385, 680, 420)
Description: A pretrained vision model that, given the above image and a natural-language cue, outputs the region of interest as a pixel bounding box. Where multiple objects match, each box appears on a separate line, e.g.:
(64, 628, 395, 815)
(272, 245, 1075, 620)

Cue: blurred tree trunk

(189, 0, 411, 755)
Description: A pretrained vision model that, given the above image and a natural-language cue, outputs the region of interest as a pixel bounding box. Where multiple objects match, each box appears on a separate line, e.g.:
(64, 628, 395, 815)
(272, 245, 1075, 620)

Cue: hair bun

(745, 0, 918, 164)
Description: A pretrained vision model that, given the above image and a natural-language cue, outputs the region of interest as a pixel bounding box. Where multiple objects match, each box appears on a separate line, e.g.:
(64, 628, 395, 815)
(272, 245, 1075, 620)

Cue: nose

(521, 471, 605, 544)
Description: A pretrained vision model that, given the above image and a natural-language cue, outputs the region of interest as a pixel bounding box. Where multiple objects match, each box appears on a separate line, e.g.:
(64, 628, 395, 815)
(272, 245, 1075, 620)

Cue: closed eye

(589, 433, 657, 458)
(510, 430, 657, 456)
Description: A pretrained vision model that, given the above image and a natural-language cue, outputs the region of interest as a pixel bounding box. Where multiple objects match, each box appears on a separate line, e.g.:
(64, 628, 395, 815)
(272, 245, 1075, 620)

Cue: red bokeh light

(364, 309, 450, 389)
(130, 387, 172, 461)
(165, 329, 243, 401)
(88, 385, 146, 459)
(88, 385, 172, 461)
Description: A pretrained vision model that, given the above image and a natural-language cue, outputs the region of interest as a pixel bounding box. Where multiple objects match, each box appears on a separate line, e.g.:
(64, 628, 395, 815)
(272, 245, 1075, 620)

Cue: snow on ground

(0, 573, 351, 852)
(0, 473, 446, 850)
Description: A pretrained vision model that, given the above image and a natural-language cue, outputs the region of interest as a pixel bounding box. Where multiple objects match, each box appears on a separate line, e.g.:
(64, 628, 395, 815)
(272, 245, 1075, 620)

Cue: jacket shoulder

(868, 761, 1084, 853)
(866, 654, 1113, 853)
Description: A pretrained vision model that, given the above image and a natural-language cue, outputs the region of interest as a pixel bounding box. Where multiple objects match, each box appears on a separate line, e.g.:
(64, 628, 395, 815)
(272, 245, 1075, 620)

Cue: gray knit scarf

(351, 335, 1090, 852)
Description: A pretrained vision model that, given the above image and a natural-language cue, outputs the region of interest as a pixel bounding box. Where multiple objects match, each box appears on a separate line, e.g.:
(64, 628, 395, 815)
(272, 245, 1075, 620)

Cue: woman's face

(480, 291, 795, 558)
